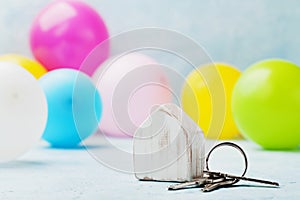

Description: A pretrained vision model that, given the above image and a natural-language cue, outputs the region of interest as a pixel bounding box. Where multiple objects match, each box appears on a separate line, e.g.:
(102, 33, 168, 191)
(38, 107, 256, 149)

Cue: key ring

(205, 142, 248, 177)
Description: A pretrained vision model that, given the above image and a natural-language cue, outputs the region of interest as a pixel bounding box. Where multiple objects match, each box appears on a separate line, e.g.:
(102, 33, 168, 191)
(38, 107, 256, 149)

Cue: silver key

(206, 171, 279, 187)
(168, 176, 225, 190)
(202, 178, 237, 192)
(168, 179, 205, 190)
(168, 142, 279, 192)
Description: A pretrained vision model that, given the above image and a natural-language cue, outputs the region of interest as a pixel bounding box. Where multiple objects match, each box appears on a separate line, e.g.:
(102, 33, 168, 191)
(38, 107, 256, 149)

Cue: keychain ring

(205, 142, 248, 177)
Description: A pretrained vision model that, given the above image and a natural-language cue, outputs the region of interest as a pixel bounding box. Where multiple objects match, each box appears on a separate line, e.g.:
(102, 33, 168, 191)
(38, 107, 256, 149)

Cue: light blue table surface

(0, 135, 299, 200)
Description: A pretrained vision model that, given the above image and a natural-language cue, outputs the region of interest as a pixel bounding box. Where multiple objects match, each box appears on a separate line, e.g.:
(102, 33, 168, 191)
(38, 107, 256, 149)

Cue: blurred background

(0, 0, 299, 72)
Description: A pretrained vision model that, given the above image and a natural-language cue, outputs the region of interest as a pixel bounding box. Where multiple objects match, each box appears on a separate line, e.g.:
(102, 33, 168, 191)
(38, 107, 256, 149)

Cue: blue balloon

(39, 69, 102, 148)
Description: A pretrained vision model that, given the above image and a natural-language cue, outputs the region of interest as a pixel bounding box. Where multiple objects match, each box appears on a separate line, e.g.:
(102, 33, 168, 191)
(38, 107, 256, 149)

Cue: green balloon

(232, 59, 300, 150)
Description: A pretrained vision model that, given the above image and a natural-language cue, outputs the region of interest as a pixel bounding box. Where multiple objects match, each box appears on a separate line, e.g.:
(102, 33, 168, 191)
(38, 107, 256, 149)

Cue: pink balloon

(92, 53, 172, 137)
(30, 0, 109, 76)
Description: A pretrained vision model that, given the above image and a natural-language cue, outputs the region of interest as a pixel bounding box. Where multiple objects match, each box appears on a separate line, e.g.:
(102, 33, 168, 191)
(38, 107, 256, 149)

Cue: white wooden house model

(133, 103, 205, 182)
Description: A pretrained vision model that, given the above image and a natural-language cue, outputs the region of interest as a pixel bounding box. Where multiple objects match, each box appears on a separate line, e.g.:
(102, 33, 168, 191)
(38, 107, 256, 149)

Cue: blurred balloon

(232, 59, 300, 150)
(92, 53, 172, 137)
(30, 0, 109, 76)
(0, 62, 47, 162)
(0, 54, 47, 78)
(182, 63, 241, 140)
(39, 69, 102, 148)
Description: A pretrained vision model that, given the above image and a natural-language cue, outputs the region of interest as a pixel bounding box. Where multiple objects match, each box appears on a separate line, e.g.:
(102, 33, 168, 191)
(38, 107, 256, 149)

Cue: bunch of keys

(168, 142, 279, 192)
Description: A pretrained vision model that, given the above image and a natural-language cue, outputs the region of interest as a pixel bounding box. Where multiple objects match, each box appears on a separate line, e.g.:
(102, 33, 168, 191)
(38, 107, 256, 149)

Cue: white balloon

(0, 62, 48, 162)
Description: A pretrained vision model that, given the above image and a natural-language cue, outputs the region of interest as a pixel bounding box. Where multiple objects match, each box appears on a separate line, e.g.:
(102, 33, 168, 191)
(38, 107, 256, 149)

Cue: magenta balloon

(30, 0, 109, 76)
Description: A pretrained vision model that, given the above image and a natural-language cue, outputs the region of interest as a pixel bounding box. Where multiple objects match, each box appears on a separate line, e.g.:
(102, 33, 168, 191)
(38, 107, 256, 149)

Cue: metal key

(201, 171, 279, 192)
(202, 178, 237, 192)
(204, 142, 279, 189)
(168, 176, 225, 190)
(205, 171, 279, 187)
(168, 142, 279, 192)
(168, 179, 206, 190)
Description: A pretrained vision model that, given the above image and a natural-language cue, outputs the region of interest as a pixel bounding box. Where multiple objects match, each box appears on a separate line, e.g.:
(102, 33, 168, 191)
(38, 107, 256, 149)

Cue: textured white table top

(0, 135, 299, 200)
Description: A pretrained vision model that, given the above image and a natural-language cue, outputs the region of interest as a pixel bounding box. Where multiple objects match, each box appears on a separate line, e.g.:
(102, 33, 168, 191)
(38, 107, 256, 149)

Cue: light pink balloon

(92, 53, 172, 137)
(30, 0, 109, 76)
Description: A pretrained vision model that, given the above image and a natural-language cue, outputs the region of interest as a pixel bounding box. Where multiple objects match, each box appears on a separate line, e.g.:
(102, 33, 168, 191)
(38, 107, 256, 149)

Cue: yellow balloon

(0, 54, 47, 78)
(182, 63, 241, 140)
